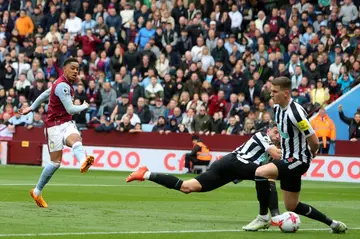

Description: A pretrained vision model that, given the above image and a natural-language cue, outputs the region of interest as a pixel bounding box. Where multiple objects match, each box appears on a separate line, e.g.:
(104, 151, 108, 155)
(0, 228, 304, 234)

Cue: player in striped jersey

(126, 123, 281, 195)
(252, 77, 347, 233)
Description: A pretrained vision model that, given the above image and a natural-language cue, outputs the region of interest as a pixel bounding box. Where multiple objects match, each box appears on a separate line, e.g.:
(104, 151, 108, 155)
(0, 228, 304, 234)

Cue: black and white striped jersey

(232, 131, 274, 165)
(274, 99, 315, 164)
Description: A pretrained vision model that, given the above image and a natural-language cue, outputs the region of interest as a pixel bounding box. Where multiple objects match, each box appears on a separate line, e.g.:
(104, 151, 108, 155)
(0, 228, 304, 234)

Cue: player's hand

(82, 101, 89, 109)
(19, 106, 32, 115)
(350, 138, 358, 142)
(338, 105, 342, 112)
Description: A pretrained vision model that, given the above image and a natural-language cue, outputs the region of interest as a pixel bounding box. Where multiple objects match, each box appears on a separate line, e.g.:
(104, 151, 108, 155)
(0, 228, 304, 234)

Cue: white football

(279, 212, 301, 233)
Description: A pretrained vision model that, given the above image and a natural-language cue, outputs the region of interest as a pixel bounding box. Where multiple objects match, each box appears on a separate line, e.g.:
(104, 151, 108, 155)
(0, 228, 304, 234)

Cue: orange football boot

(126, 166, 149, 182)
(30, 188, 48, 208)
(80, 155, 94, 174)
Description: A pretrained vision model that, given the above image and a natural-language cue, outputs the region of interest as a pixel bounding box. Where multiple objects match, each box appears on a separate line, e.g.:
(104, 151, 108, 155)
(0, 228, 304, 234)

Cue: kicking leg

(66, 133, 94, 173)
(30, 150, 62, 208)
(283, 191, 347, 233)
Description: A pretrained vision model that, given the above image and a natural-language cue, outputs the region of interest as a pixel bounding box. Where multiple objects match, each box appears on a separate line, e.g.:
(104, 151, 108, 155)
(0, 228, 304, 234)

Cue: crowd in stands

(0, 0, 360, 139)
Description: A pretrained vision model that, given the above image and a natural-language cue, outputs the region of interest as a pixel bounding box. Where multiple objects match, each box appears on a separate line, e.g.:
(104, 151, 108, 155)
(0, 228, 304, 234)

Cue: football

(279, 212, 301, 233)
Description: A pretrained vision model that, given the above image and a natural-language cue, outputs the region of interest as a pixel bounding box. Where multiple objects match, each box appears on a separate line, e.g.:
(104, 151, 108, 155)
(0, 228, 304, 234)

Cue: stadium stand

(0, 0, 359, 140)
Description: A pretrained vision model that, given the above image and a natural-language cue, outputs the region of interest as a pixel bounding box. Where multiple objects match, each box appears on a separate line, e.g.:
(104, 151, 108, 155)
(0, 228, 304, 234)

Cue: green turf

(0, 165, 359, 239)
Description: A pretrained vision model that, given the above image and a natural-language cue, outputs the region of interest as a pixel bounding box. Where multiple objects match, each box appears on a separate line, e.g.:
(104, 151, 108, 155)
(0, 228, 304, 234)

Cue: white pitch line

(0, 228, 358, 237)
(0, 183, 158, 187)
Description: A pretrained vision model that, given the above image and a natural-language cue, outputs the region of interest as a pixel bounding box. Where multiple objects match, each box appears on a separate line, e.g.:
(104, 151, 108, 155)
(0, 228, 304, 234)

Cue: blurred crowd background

(0, 0, 359, 144)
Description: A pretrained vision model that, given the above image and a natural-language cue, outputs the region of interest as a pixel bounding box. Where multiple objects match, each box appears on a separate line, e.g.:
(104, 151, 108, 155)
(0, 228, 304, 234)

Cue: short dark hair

(63, 58, 78, 67)
(269, 121, 277, 129)
(272, 76, 292, 90)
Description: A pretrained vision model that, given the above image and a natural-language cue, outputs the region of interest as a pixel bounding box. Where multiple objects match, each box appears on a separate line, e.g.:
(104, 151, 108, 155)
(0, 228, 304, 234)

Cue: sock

(294, 202, 333, 226)
(269, 181, 280, 217)
(34, 161, 60, 196)
(259, 214, 269, 221)
(255, 176, 270, 216)
(148, 173, 183, 190)
(144, 171, 151, 180)
(72, 141, 86, 164)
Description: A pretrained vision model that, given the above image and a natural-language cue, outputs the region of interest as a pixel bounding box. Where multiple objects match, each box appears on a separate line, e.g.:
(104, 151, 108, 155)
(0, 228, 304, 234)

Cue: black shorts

(272, 158, 310, 193)
(195, 153, 259, 192)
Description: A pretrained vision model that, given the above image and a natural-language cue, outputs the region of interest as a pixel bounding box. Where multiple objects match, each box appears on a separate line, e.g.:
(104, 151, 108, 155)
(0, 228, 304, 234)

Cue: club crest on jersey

(50, 141, 55, 149)
(297, 119, 309, 132)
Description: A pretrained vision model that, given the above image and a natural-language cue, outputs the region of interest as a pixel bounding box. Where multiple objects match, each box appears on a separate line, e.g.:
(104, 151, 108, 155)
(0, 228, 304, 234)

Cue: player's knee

(255, 167, 267, 177)
(180, 180, 201, 194)
(49, 160, 61, 168)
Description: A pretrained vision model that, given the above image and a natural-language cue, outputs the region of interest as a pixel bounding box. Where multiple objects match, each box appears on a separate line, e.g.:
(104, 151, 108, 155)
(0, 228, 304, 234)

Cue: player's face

(270, 84, 286, 105)
(64, 62, 80, 82)
(268, 127, 280, 145)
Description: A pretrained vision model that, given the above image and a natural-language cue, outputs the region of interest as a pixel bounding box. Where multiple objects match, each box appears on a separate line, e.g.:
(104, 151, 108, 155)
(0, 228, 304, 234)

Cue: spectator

(291, 88, 308, 105)
(311, 108, 336, 154)
(155, 53, 169, 78)
(129, 76, 144, 107)
(311, 80, 329, 107)
(28, 78, 45, 104)
(15, 10, 34, 37)
(15, 73, 31, 97)
(129, 123, 143, 133)
(136, 21, 155, 50)
(328, 79, 342, 103)
(28, 111, 44, 129)
(337, 72, 354, 94)
(111, 93, 130, 122)
(113, 73, 129, 97)
(184, 73, 201, 98)
(339, 0, 358, 26)
(75, 29, 101, 57)
(145, 76, 164, 103)
(121, 105, 141, 126)
(95, 115, 116, 132)
(152, 115, 167, 133)
(165, 118, 178, 134)
(222, 115, 241, 135)
(338, 104, 360, 141)
(98, 80, 117, 116)
(182, 108, 195, 133)
(64, 10, 82, 37)
(240, 118, 256, 136)
(208, 90, 227, 116)
(192, 105, 210, 134)
(134, 97, 151, 124)
(81, 13, 97, 35)
(105, 8, 122, 32)
(117, 115, 134, 132)
(72, 99, 87, 127)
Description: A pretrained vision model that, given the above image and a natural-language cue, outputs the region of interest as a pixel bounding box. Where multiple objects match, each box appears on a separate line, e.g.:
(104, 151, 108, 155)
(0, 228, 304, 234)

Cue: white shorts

(45, 121, 80, 152)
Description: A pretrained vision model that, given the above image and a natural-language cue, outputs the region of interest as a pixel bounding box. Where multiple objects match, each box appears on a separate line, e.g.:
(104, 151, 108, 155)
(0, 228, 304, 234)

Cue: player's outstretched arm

(55, 83, 89, 115)
(20, 88, 52, 115)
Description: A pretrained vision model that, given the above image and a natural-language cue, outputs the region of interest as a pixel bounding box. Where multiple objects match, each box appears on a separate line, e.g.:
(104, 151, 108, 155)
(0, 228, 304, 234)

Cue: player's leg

(126, 154, 237, 193)
(30, 127, 64, 208)
(281, 185, 347, 233)
(254, 163, 279, 217)
(64, 122, 94, 173)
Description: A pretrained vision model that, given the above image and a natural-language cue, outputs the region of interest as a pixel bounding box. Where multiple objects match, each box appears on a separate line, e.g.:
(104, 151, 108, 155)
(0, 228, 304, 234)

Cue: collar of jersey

(280, 98, 293, 111)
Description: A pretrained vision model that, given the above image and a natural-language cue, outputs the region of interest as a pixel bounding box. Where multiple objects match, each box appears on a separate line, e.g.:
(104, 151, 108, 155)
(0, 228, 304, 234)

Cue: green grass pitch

(0, 165, 359, 239)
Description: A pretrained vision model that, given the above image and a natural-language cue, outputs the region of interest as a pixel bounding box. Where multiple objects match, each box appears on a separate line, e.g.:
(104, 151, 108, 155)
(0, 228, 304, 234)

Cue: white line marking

(0, 228, 357, 237)
(0, 183, 158, 187)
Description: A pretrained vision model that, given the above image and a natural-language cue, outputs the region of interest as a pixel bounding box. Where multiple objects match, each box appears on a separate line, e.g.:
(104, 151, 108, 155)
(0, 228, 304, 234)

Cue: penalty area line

(0, 228, 358, 237)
